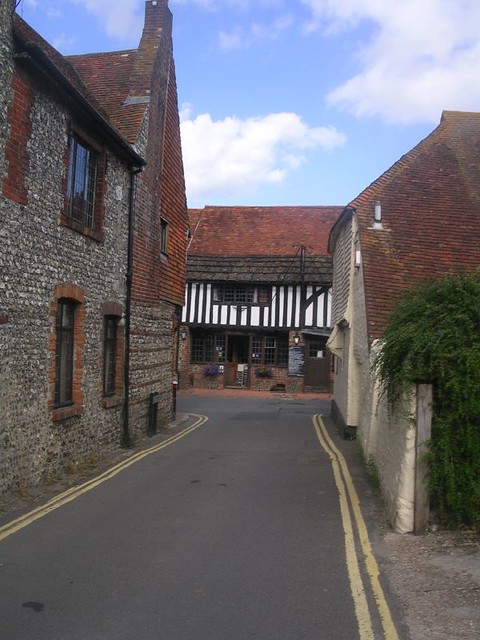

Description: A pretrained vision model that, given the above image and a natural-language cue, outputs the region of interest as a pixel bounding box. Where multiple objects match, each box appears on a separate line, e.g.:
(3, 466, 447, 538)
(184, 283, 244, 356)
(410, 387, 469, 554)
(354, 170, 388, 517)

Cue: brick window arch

(49, 284, 85, 422)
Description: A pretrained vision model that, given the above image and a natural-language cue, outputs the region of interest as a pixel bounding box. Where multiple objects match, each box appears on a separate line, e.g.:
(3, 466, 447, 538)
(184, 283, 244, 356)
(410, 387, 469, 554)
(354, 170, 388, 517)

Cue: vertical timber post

(414, 383, 432, 535)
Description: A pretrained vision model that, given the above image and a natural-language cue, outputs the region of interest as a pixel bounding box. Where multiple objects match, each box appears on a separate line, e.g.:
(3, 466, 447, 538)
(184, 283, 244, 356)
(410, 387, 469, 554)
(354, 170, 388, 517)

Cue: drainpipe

(172, 305, 182, 420)
(123, 166, 143, 448)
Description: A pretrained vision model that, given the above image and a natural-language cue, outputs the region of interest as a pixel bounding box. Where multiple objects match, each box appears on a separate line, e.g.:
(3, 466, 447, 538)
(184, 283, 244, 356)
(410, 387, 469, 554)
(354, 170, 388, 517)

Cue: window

(213, 285, 270, 305)
(160, 218, 169, 255)
(191, 331, 226, 363)
(308, 340, 327, 359)
(67, 134, 97, 229)
(103, 316, 119, 396)
(55, 299, 75, 407)
(49, 284, 85, 421)
(251, 333, 288, 366)
(160, 219, 169, 255)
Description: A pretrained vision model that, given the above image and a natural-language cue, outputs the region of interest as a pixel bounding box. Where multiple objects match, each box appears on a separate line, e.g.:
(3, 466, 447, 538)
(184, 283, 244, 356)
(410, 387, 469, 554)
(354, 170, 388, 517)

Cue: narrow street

(0, 395, 402, 640)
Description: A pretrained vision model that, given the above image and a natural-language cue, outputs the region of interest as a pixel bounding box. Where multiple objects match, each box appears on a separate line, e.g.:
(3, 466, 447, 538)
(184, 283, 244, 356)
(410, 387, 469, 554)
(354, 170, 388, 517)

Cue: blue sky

(17, 0, 480, 208)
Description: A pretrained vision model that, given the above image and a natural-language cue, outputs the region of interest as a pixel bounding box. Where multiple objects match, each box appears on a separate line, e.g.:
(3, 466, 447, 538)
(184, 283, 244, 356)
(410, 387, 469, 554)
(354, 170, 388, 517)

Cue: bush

(375, 271, 480, 529)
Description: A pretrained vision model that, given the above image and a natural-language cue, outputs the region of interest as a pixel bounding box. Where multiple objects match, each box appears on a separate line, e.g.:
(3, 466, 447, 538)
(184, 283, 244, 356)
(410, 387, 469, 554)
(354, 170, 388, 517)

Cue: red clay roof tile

(189, 206, 342, 257)
(334, 110, 480, 343)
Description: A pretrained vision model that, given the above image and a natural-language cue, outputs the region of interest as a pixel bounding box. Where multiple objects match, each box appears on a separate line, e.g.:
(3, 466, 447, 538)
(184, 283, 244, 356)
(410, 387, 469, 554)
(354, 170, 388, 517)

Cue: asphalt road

(0, 394, 399, 639)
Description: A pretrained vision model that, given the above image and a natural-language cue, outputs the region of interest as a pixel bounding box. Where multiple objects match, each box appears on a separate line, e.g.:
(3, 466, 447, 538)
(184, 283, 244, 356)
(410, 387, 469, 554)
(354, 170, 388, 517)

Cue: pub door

(225, 335, 250, 387)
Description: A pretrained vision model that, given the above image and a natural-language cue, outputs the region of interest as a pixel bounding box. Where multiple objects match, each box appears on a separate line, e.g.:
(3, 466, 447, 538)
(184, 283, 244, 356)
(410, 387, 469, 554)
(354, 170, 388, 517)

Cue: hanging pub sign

(288, 346, 304, 377)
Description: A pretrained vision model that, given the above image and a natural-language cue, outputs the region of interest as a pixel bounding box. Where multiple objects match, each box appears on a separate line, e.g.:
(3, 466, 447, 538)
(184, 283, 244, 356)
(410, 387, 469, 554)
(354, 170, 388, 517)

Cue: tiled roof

(188, 255, 332, 285)
(66, 0, 172, 145)
(66, 50, 146, 143)
(12, 15, 143, 166)
(333, 111, 480, 343)
(13, 15, 107, 119)
(188, 206, 342, 257)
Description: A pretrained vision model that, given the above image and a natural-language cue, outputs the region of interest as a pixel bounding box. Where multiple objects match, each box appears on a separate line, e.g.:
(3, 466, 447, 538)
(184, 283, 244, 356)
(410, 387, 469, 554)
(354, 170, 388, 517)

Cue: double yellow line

(0, 414, 208, 542)
(312, 415, 399, 640)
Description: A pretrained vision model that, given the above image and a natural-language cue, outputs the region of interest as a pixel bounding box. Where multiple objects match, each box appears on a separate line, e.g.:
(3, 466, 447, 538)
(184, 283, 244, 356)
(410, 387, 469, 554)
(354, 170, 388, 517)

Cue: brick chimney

(128, 0, 172, 99)
(144, 0, 170, 35)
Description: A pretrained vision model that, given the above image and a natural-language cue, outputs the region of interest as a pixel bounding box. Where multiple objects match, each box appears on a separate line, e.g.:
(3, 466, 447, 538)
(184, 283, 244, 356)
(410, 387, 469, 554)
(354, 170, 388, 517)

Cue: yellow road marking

(313, 416, 374, 639)
(313, 415, 399, 640)
(0, 415, 208, 542)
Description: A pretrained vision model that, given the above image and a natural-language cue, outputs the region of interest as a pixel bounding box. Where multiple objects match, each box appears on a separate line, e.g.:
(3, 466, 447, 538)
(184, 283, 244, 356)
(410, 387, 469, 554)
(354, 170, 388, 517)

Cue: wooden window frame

(213, 285, 270, 305)
(103, 315, 119, 397)
(49, 284, 85, 422)
(54, 299, 75, 407)
(251, 333, 288, 367)
(191, 330, 226, 363)
(160, 218, 169, 256)
(61, 128, 106, 242)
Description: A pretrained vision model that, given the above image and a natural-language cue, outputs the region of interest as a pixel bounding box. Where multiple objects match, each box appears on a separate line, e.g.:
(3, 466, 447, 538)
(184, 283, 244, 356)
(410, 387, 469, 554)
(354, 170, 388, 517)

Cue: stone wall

(129, 301, 176, 441)
(0, 49, 131, 497)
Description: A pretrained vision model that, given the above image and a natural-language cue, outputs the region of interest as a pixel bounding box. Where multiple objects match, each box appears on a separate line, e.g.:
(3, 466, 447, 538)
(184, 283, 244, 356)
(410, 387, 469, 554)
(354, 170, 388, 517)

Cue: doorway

(225, 335, 250, 387)
(303, 337, 330, 391)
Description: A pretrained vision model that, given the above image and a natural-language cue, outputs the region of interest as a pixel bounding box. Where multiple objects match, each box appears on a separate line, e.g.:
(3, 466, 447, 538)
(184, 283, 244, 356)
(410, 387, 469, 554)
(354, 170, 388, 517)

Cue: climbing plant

(374, 271, 480, 529)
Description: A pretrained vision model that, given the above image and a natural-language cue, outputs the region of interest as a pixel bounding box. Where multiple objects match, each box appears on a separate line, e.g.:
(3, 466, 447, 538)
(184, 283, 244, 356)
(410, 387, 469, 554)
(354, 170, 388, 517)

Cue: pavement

(1, 387, 479, 639)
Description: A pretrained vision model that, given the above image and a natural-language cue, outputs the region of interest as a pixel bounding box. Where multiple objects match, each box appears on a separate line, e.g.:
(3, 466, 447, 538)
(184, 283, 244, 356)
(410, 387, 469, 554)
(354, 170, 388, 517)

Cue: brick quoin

(2, 67, 34, 205)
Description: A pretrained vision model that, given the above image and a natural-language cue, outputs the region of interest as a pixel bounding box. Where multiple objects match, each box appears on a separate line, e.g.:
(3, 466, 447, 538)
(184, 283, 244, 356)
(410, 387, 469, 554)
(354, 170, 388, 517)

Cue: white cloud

(180, 107, 346, 202)
(219, 14, 293, 50)
(171, 0, 285, 9)
(301, 0, 480, 124)
(52, 32, 76, 50)
(71, 0, 143, 40)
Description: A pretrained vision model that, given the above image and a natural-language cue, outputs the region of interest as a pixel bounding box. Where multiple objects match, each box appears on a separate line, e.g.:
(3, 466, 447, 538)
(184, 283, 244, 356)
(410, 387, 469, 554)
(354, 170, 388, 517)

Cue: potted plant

(255, 364, 272, 378)
(202, 363, 219, 377)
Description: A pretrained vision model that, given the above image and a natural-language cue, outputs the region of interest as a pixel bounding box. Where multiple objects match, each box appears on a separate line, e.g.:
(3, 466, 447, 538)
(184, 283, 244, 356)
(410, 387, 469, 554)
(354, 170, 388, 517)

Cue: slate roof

(329, 111, 480, 343)
(189, 206, 342, 257)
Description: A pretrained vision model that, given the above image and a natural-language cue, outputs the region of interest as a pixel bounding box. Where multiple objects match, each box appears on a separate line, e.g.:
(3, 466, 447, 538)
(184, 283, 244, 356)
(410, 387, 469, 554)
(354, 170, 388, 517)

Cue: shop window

(191, 331, 226, 363)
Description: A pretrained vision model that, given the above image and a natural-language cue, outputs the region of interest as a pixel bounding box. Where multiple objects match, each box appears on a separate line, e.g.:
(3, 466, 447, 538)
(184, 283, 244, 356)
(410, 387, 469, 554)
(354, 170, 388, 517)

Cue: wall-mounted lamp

(293, 332, 301, 346)
(180, 328, 187, 340)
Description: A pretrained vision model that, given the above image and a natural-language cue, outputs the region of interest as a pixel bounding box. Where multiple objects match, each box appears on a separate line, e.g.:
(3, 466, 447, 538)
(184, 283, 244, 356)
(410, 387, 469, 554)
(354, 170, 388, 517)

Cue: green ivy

(374, 271, 480, 529)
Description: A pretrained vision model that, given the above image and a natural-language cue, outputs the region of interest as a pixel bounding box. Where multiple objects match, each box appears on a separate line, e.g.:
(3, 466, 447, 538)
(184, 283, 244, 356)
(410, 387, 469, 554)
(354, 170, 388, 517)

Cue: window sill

(52, 404, 84, 422)
(102, 394, 124, 409)
(62, 218, 104, 243)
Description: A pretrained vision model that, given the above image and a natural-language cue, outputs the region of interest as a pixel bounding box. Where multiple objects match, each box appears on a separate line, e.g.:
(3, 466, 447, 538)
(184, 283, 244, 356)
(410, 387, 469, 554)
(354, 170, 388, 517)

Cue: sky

(16, 0, 480, 209)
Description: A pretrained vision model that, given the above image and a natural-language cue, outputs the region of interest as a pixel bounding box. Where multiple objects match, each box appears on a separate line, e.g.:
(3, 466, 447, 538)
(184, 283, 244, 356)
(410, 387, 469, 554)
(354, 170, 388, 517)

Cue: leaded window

(160, 218, 169, 255)
(55, 299, 75, 407)
(251, 333, 288, 366)
(213, 285, 270, 305)
(67, 134, 97, 229)
(191, 331, 226, 363)
(103, 316, 119, 396)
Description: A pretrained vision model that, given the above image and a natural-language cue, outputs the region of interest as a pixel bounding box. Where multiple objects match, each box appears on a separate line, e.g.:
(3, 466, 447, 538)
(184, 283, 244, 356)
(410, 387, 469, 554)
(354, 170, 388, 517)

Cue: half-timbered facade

(179, 206, 342, 392)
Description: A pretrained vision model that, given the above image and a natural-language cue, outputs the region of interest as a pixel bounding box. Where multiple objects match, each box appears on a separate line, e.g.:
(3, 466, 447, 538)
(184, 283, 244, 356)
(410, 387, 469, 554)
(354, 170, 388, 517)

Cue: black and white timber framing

(182, 255, 333, 330)
(182, 282, 331, 329)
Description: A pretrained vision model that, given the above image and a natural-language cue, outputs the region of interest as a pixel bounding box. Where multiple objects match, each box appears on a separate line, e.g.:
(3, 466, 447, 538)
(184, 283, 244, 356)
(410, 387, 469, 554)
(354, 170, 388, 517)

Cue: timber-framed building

(179, 206, 342, 393)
